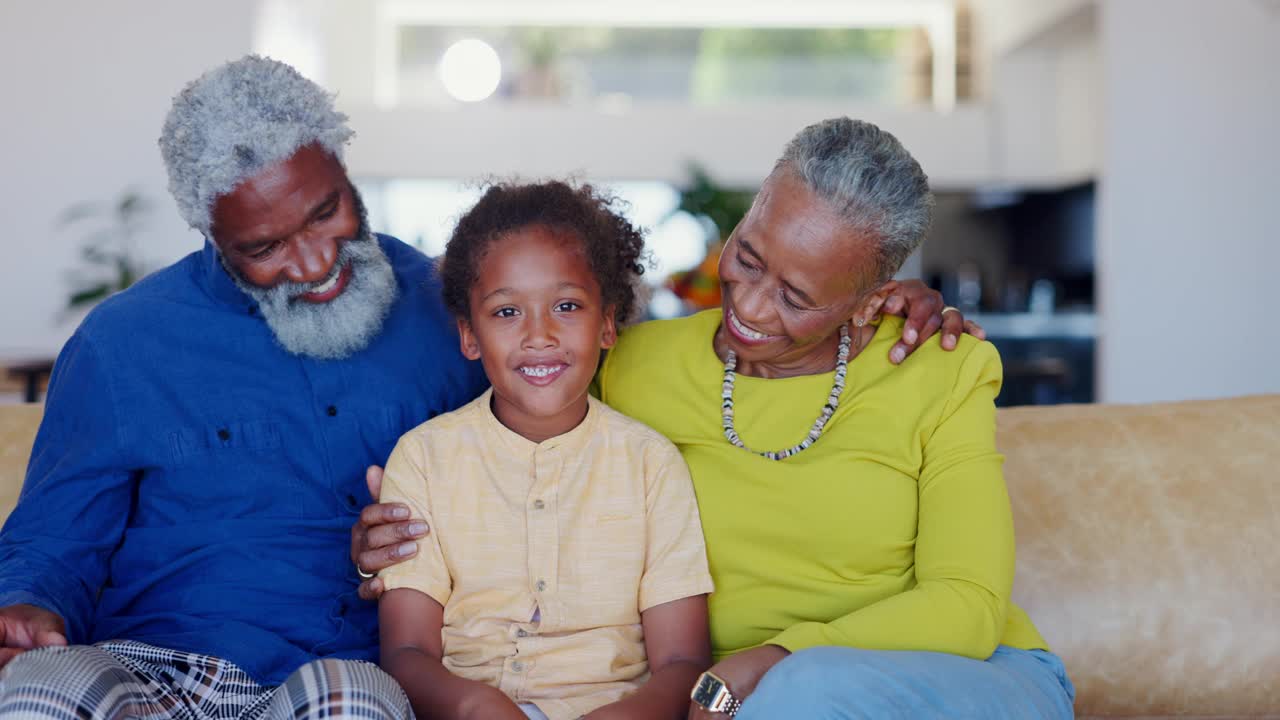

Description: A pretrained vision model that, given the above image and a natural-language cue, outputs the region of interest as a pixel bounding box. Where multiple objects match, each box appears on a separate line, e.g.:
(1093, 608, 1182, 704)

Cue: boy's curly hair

(441, 179, 649, 327)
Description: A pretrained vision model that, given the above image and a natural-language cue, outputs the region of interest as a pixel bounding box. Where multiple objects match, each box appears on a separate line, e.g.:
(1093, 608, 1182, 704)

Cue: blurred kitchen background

(1, 0, 1276, 406)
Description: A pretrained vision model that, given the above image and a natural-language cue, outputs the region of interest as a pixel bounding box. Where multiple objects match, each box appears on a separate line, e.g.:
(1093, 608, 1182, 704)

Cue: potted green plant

(664, 164, 754, 310)
(60, 189, 152, 314)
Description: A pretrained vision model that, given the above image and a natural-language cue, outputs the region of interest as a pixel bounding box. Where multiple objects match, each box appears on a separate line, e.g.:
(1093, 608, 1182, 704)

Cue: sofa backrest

(0, 403, 40, 520)
(999, 394, 1280, 718)
(1, 396, 1277, 717)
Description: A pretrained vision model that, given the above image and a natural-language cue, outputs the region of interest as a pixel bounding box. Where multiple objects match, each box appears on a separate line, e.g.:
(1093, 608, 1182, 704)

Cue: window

(372, 0, 961, 110)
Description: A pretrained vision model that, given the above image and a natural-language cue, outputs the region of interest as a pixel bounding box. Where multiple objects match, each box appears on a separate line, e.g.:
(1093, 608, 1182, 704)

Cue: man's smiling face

(209, 143, 398, 359)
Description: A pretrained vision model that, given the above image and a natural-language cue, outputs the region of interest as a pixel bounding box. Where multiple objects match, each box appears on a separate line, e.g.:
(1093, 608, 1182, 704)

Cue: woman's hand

(687, 645, 790, 719)
(875, 279, 986, 364)
(351, 465, 429, 600)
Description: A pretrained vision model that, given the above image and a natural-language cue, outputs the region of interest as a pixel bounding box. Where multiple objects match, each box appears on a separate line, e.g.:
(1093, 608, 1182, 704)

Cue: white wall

(1053, 26, 1100, 182)
(973, 0, 1100, 186)
(975, 0, 1092, 57)
(0, 2, 255, 356)
(1097, 0, 1280, 402)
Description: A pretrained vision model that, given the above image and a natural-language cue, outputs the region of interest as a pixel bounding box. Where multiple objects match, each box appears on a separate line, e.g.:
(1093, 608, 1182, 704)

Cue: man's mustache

(283, 236, 365, 303)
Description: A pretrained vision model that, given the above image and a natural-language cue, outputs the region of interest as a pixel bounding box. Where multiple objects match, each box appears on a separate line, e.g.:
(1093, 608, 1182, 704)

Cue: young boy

(377, 180, 714, 720)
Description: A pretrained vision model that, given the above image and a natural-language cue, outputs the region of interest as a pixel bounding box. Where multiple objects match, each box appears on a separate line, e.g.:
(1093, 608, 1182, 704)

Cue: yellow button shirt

(378, 390, 714, 720)
(598, 310, 1048, 662)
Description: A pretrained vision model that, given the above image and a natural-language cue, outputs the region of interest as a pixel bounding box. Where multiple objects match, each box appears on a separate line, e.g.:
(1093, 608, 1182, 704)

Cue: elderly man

(0, 56, 486, 718)
(0, 55, 966, 719)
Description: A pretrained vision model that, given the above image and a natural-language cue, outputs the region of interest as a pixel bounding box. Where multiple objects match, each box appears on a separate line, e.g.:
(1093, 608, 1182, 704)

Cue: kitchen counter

(967, 311, 1096, 339)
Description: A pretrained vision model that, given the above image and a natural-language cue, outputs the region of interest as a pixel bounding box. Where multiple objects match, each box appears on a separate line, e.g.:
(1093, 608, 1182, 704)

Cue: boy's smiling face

(459, 224, 617, 443)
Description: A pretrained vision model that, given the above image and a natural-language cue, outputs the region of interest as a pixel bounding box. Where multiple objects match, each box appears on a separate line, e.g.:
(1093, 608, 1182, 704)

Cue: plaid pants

(0, 640, 412, 720)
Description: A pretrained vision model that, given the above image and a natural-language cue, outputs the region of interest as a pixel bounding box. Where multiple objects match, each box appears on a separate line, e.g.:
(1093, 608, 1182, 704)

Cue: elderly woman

(359, 119, 1075, 718)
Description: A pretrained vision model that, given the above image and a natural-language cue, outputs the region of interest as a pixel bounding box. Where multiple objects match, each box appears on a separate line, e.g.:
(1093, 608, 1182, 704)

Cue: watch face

(692, 674, 726, 707)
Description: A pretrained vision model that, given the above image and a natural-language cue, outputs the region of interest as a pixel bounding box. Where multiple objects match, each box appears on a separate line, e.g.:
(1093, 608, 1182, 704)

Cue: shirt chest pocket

(566, 499, 647, 609)
(149, 420, 294, 518)
(168, 420, 283, 464)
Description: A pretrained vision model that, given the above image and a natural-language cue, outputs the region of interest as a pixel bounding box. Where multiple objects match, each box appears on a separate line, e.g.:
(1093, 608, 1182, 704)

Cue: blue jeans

(738, 645, 1075, 720)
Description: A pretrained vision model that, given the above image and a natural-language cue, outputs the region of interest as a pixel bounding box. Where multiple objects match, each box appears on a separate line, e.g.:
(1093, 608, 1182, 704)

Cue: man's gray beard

(225, 233, 399, 360)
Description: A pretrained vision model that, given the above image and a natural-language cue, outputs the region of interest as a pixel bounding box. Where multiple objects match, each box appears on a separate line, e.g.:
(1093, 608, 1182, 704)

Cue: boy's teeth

(520, 365, 562, 378)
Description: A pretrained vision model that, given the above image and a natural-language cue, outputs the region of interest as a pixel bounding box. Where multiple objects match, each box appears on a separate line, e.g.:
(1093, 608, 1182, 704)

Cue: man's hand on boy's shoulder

(0, 603, 68, 668)
(352, 465, 429, 600)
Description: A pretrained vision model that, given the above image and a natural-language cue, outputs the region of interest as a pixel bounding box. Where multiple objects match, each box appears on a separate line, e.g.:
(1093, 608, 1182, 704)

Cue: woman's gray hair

(158, 55, 354, 237)
(774, 117, 933, 282)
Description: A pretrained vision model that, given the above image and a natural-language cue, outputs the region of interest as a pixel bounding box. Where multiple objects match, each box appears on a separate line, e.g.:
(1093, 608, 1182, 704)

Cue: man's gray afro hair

(159, 55, 354, 237)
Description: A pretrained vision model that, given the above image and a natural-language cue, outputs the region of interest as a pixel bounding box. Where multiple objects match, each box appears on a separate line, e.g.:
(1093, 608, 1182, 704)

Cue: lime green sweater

(598, 310, 1047, 661)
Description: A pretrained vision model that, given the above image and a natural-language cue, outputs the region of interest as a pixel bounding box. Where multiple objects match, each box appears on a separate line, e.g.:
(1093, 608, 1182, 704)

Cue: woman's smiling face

(717, 170, 883, 378)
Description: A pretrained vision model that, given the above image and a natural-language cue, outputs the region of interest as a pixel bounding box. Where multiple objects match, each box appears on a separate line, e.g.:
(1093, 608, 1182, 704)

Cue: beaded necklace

(721, 324, 852, 461)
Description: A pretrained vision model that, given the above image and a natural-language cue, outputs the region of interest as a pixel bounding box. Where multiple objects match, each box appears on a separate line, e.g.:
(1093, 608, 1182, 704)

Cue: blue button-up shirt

(0, 235, 488, 684)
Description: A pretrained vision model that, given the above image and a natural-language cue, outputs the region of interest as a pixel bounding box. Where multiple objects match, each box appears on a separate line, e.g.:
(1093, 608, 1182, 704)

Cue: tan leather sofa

(1, 396, 1277, 718)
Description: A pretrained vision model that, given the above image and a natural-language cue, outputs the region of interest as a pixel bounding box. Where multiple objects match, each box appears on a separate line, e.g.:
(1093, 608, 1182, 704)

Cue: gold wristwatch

(690, 671, 742, 716)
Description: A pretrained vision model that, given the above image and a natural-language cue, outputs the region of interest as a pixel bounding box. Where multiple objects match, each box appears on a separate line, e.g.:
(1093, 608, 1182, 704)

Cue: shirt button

(345, 494, 359, 509)
(535, 580, 547, 592)
(217, 428, 231, 441)
(248, 306, 257, 316)
(516, 629, 529, 638)
(511, 661, 524, 672)
(326, 405, 338, 417)
(532, 499, 545, 510)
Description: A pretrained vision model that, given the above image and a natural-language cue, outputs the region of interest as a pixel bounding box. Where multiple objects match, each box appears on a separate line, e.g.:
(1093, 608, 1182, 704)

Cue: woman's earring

(851, 315, 869, 353)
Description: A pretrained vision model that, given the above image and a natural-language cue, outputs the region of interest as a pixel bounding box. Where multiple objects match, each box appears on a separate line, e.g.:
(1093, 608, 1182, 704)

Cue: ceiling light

(438, 38, 501, 103)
